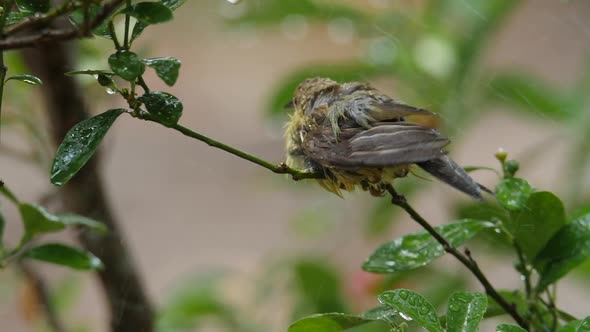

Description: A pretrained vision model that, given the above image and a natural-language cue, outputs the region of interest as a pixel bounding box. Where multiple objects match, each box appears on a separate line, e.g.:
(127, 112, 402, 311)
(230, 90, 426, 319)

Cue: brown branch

(385, 184, 529, 329)
(22, 35, 153, 332)
(19, 263, 68, 332)
(0, 0, 124, 50)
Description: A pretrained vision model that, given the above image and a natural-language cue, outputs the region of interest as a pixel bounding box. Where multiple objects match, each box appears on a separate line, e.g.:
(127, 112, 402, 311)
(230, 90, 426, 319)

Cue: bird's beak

(284, 100, 294, 108)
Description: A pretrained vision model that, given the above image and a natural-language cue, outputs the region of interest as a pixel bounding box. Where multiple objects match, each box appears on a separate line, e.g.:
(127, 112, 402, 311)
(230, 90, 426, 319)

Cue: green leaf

(5, 74, 42, 85)
(495, 178, 534, 211)
(65, 70, 115, 77)
(557, 316, 590, 332)
(487, 73, 570, 120)
(363, 219, 494, 273)
(267, 62, 385, 117)
(51, 109, 126, 186)
(496, 324, 527, 332)
(6, 12, 32, 25)
(108, 51, 145, 81)
(506, 191, 566, 259)
(293, 259, 348, 315)
(23, 243, 102, 270)
(162, 0, 186, 10)
(69, 4, 113, 39)
(288, 313, 390, 332)
(534, 205, 590, 290)
(143, 57, 181, 86)
(16, 0, 50, 13)
(55, 214, 108, 233)
(446, 292, 487, 332)
(138, 92, 183, 126)
(19, 203, 66, 237)
(120, 2, 173, 25)
(130, 21, 148, 43)
(378, 289, 443, 332)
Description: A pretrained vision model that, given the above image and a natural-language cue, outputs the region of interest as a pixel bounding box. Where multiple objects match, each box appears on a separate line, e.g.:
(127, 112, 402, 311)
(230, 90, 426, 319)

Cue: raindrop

(105, 88, 116, 95)
(398, 290, 409, 300)
(449, 304, 460, 312)
(419, 306, 430, 315)
(399, 312, 413, 321)
(226, 0, 241, 4)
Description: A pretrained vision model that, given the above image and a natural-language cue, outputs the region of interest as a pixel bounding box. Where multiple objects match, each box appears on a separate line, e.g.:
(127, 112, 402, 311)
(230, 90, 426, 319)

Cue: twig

(384, 184, 529, 329)
(18, 263, 68, 332)
(140, 116, 323, 181)
(0, 0, 124, 50)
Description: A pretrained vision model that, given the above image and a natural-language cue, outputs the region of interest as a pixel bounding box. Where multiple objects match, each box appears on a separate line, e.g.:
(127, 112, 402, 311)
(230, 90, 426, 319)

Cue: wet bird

(284, 77, 482, 199)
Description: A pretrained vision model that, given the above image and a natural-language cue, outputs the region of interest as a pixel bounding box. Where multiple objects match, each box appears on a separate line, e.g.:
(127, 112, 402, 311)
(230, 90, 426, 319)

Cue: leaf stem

(108, 20, 121, 50)
(140, 116, 322, 180)
(123, 0, 130, 48)
(384, 184, 528, 329)
(0, 0, 14, 143)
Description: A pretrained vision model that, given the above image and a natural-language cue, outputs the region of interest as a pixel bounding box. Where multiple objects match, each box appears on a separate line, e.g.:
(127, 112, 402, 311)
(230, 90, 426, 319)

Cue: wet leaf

(557, 316, 590, 332)
(143, 57, 181, 86)
(506, 191, 566, 259)
(534, 205, 590, 290)
(162, 0, 186, 10)
(138, 92, 183, 126)
(446, 291, 487, 332)
(131, 21, 148, 43)
(108, 51, 145, 81)
(23, 243, 102, 270)
(6, 12, 32, 25)
(288, 313, 389, 332)
(363, 219, 494, 273)
(16, 0, 50, 13)
(495, 178, 534, 211)
(496, 324, 527, 332)
(51, 109, 126, 186)
(19, 203, 66, 237)
(120, 2, 173, 25)
(5, 74, 42, 85)
(55, 214, 108, 233)
(65, 70, 115, 77)
(378, 289, 443, 332)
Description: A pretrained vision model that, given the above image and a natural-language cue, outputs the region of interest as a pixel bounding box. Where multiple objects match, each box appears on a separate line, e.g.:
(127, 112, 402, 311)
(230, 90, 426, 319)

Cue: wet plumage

(285, 77, 482, 199)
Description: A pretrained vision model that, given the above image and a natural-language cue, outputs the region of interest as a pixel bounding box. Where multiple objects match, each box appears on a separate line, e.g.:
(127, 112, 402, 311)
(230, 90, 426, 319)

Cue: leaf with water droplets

(120, 2, 173, 25)
(16, 0, 50, 13)
(534, 204, 590, 290)
(108, 51, 145, 81)
(378, 289, 443, 332)
(143, 57, 181, 86)
(557, 316, 590, 332)
(288, 312, 392, 332)
(495, 178, 534, 211)
(496, 324, 527, 332)
(139, 92, 183, 126)
(23, 243, 103, 270)
(51, 109, 126, 186)
(363, 219, 494, 273)
(5, 74, 43, 85)
(446, 291, 487, 332)
(505, 191, 566, 260)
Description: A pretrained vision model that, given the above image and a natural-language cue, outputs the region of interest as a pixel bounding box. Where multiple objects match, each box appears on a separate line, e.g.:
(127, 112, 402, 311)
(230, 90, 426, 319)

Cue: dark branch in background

(19, 263, 68, 332)
(22, 41, 154, 332)
(384, 184, 529, 329)
(0, 0, 124, 50)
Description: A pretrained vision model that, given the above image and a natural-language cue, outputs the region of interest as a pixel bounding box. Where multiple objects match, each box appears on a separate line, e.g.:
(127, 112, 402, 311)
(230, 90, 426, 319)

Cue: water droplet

(449, 304, 459, 312)
(105, 88, 116, 95)
(419, 306, 430, 315)
(226, 0, 241, 4)
(520, 275, 526, 281)
(399, 312, 413, 321)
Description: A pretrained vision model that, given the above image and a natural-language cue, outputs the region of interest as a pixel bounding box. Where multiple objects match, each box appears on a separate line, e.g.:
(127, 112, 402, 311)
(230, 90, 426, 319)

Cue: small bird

(284, 77, 482, 199)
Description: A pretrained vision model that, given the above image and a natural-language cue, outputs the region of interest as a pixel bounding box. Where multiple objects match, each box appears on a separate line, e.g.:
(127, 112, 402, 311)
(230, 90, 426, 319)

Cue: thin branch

(140, 116, 323, 181)
(384, 184, 529, 329)
(0, 0, 124, 50)
(18, 263, 68, 332)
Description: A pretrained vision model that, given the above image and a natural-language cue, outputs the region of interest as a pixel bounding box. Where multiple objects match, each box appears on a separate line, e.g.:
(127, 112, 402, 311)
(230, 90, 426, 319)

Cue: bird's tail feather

(417, 155, 483, 200)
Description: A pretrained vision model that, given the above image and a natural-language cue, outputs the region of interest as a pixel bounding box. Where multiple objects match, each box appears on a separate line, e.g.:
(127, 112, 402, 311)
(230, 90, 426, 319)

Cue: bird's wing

(368, 99, 433, 121)
(303, 122, 449, 169)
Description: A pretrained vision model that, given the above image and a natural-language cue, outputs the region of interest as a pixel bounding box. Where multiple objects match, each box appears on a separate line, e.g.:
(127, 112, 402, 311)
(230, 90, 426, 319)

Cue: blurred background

(1, 0, 590, 331)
